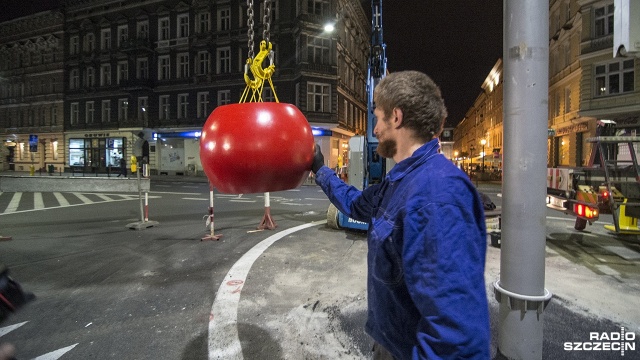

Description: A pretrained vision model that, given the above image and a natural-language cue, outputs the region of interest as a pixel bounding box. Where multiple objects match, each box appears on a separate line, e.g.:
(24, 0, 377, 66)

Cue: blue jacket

(315, 139, 490, 359)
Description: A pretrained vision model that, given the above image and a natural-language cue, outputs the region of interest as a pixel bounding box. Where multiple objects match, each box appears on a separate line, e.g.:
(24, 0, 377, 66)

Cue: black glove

(0, 267, 35, 323)
(311, 144, 325, 174)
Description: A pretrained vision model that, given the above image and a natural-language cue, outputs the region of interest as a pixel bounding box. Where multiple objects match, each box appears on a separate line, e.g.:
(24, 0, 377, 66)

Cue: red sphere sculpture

(200, 102, 315, 194)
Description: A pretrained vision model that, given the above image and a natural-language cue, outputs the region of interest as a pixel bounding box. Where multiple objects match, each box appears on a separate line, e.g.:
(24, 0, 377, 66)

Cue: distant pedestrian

(118, 157, 127, 178)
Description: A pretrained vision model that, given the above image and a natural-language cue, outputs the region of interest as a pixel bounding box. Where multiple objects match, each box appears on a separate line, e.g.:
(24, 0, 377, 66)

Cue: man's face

(373, 106, 397, 158)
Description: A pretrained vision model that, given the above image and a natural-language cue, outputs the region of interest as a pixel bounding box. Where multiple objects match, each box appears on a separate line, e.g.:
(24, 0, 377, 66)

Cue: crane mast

(363, 0, 387, 187)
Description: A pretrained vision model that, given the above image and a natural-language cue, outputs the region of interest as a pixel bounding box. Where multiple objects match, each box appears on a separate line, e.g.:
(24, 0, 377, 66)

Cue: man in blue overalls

(311, 71, 490, 359)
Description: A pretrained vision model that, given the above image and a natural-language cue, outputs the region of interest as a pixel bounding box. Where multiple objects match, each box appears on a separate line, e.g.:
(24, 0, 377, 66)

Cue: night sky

(0, 0, 503, 127)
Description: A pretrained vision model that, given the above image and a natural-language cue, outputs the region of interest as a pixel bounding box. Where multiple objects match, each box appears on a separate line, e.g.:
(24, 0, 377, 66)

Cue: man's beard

(376, 138, 397, 158)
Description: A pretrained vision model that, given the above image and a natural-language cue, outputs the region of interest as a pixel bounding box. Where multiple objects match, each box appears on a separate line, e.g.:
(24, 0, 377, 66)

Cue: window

(218, 8, 230, 31)
(197, 51, 210, 74)
(117, 61, 128, 84)
(70, 102, 79, 125)
(39, 108, 46, 126)
(100, 63, 111, 86)
(158, 55, 170, 80)
(137, 57, 149, 79)
(595, 59, 635, 97)
(101, 28, 111, 50)
(138, 97, 148, 123)
(70, 36, 79, 55)
(118, 99, 128, 121)
(554, 91, 561, 117)
(307, 36, 330, 64)
(177, 94, 188, 119)
(50, 105, 57, 125)
(158, 17, 170, 41)
(177, 53, 189, 78)
(137, 20, 149, 39)
(262, 87, 275, 102)
(102, 100, 111, 122)
(159, 95, 170, 120)
(197, 92, 209, 118)
(218, 90, 230, 105)
(84, 33, 95, 52)
(594, 4, 614, 38)
(197, 12, 210, 33)
(564, 88, 571, 114)
(69, 69, 79, 89)
(308, 0, 329, 16)
(177, 14, 189, 38)
(86, 101, 95, 124)
(307, 83, 330, 112)
(217, 47, 231, 74)
(117, 25, 128, 47)
(85, 67, 95, 87)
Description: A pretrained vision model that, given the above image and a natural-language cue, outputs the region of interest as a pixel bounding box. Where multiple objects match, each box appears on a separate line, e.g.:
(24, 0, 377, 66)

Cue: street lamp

(480, 139, 487, 173)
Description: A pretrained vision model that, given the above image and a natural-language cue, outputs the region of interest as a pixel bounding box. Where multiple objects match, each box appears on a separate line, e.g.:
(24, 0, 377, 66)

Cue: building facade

(454, 0, 639, 171)
(0, 10, 65, 173)
(0, 0, 369, 175)
(577, 0, 640, 164)
(452, 59, 503, 174)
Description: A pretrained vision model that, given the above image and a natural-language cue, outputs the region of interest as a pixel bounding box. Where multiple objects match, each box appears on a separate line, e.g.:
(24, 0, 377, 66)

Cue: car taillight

(574, 203, 598, 219)
(601, 190, 610, 199)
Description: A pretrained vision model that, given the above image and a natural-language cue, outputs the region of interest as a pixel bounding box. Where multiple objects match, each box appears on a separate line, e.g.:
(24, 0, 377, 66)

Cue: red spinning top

(200, 102, 315, 194)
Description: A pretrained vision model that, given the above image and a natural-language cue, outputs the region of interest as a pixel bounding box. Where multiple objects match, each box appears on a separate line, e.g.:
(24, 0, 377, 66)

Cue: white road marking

(32, 343, 79, 360)
(34, 192, 44, 209)
(304, 198, 329, 201)
(5, 193, 22, 212)
(280, 202, 312, 206)
(208, 221, 325, 360)
(229, 200, 256, 203)
(96, 194, 112, 201)
(53, 192, 69, 207)
(0, 321, 27, 337)
(150, 191, 202, 195)
(72, 192, 93, 204)
(183, 197, 208, 201)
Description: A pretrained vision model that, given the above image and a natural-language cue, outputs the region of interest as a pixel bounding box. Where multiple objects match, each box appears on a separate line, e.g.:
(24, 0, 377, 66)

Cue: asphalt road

(0, 179, 639, 359)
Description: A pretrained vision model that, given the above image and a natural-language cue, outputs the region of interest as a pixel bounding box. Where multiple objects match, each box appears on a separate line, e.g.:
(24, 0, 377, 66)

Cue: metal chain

(262, 0, 271, 45)
(247, 0, 255, 59)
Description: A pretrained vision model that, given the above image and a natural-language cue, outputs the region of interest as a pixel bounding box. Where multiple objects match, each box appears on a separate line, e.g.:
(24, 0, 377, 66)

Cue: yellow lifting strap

(240, 40, 279, 103)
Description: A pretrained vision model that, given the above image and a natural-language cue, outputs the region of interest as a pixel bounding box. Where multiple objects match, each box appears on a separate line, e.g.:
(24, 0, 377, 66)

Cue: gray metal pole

(495, 0, 552, 358)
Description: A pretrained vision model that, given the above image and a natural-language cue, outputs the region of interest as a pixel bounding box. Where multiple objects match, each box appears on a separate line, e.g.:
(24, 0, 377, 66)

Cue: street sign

(29, 135, 38, 152)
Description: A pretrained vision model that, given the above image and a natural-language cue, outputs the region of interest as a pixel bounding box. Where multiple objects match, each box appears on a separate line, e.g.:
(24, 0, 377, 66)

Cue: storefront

(6, 133, 64, 173)
(65, 131, 130, 175)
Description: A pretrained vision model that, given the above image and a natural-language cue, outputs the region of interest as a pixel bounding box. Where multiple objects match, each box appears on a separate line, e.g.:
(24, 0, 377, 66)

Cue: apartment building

(0, 0, 369, 175)
(453, 0, 640, 170)
(0, 10, 65, 172)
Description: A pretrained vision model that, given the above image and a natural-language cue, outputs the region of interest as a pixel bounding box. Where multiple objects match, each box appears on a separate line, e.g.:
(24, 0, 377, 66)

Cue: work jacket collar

(386, 138, 441, 182)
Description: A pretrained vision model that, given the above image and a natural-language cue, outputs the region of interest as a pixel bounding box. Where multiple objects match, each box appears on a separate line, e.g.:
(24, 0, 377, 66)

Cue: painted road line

(53, 192, 70, 207)
(304, 198, 329, 201)
(32, 343, 79, 360)
(150, 191, 202, 195)
(96, 194, 112, 201)
(229, 200, 256, 203)
(5, 192, 22, 213)
(280, 202, 312, 206)
(72, 192, 93, 204)
(34, 192, 45, 210)
(183, 197, 208, 201)
(208, 220, 326, 360)
(0, 321, 27, 337)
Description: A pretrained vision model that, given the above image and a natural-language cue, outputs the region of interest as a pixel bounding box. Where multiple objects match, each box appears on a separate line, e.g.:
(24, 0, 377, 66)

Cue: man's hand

(311, 144, 324, 174)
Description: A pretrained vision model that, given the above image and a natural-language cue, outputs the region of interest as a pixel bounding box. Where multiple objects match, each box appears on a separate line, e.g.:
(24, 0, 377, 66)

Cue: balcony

(119, 38, 154, 53)
(156, 37, 189, 50)
(119, 78, 154, 90)
(584, 34, 613, 54)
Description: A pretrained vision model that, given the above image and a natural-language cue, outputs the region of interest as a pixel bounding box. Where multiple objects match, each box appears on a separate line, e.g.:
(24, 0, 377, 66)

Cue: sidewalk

(235, 223, 639, 359)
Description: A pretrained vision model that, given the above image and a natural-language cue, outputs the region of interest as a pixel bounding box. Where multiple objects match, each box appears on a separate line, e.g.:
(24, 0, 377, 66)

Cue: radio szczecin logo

(564, 327, 636, 356)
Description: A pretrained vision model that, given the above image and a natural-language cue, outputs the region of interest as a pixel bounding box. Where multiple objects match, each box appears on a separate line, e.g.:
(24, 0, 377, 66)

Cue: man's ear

(392, 107, 403, 128)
